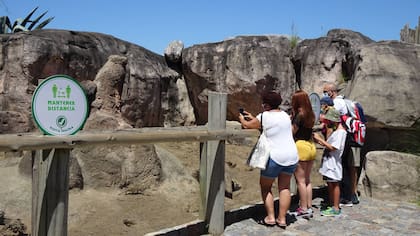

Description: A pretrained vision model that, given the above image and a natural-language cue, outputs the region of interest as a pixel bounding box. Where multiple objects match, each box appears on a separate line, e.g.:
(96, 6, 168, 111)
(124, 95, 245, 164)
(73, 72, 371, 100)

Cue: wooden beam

(32, 148, 70, 236)
(205, 92, 227, 235)
(0, 127, 259, 152)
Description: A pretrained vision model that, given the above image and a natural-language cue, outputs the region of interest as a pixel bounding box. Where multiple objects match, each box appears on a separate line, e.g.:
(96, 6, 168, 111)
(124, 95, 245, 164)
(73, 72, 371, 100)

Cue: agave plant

(0, 7, 54, 34)
(0, 16, 11, 33)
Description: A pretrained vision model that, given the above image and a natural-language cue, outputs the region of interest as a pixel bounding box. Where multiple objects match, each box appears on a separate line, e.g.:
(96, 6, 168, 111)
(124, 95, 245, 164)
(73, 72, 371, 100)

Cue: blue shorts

(261, 158, 298, 179)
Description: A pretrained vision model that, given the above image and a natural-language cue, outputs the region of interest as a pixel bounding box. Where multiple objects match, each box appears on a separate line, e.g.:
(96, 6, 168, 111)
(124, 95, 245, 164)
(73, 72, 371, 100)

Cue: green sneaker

(321, 207, 341, 217)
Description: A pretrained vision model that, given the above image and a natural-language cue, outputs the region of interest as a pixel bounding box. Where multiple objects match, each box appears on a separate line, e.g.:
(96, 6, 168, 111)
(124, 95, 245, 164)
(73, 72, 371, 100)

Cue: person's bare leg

(302, 160, 314, 209)
(294, 162, 307, 210)
(276, 173, 292, 225)
(331, 182, 340, 210)
(260, 176, 276, 224)
(350, 166, 358, 196)
(327, 182, 334, 207)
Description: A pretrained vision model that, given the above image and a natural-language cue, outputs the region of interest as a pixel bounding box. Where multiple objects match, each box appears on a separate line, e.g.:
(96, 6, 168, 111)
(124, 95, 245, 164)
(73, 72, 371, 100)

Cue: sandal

(276, 220, 287, 229)
(256, 218, 276, 227)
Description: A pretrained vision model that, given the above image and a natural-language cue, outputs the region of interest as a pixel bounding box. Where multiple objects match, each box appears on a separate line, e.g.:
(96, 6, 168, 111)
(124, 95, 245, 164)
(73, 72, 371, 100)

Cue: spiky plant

(0, 6, 54, 34)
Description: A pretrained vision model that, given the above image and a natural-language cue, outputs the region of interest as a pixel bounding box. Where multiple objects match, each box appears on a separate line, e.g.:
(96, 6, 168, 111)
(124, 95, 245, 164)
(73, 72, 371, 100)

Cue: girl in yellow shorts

(290, 90, 316, 218)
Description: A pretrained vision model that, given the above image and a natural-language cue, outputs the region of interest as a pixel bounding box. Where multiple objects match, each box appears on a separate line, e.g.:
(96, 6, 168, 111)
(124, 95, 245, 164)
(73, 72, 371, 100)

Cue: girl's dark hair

(262, 91, 282, 109)
(291, 90, 315, 128)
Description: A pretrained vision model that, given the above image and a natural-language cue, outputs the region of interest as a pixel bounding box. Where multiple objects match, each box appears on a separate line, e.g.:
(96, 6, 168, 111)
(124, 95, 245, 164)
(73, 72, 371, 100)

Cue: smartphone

(239, 108, 251, 121)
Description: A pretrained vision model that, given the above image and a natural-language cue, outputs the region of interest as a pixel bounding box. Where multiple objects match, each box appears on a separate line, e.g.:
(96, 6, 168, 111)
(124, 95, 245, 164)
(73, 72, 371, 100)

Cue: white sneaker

(304, 208, 314, 218)
(339, 199, 353, 207)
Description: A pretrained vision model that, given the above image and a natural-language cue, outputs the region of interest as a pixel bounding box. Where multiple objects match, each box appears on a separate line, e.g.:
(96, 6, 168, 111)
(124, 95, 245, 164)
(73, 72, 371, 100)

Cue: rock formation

(1, 28, 419, 196)
(77, 54, 162, 192)
(293, 29, 374, 95)
(181, 35, 297, 124)
(0, 29, 180, 133)
(363, 151, 419, 202)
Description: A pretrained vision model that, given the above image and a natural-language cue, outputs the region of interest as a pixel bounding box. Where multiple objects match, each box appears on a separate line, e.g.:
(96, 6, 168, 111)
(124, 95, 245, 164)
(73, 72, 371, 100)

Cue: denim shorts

(261, 158, 298, 179)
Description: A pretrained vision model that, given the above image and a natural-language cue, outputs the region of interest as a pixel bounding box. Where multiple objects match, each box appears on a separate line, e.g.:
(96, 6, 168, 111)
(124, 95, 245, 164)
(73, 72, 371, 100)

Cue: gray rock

(294, 36, 349, 95)
(91, 55, 127, 113)
(161, 76, 196, 127)
(1, 28, 419, 198)
(327, 28, 374, 46)
(364, 151, 420, 201)
(165, 40, 184, 63)
(0, 29, 179, 132)
(293, 29, 374, 96)
(347, 41, 420, 128)
(182, 35, 297, 124)
(69, 154, 84, 190)
(0, 209, 4, 225)
(73, 143, 161, 193)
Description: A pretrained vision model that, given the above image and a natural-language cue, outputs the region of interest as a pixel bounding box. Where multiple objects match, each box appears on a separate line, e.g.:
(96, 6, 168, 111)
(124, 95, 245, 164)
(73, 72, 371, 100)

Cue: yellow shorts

(296, 140, 316, 161)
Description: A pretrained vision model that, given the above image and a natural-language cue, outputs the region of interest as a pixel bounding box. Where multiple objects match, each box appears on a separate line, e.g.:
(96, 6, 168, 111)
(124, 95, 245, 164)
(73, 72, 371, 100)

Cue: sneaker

(305, 208, 314, 218)
(320, 207, 341, 217)
(339, 199, 353, 207)
(351, 194, 360, 205)
(290, 207, 311, 217)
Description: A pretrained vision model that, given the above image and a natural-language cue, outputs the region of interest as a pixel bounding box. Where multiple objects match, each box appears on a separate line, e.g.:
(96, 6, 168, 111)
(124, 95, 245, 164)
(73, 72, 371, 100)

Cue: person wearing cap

(323, 83, 348, 115)
(313, 108, 347, 217)
(316, 96, 335, 140)
(323, 82, 362, 206)
(239, 91, 298, 228)
(320, 96, 334, 114)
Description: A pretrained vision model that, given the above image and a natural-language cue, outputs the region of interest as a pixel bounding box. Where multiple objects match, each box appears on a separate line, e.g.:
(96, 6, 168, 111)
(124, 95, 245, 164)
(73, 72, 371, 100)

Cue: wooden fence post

(32, 148, 70, 236)
(199, 92, 227, 235)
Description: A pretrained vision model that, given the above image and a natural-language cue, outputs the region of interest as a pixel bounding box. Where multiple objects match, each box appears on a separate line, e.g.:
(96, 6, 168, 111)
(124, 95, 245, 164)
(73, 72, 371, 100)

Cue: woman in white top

(239, 91, 298, 228)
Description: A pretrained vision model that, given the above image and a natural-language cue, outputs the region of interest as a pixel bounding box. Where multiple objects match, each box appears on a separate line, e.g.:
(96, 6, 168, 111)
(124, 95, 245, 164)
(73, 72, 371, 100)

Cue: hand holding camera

(239, 108, 251, 121)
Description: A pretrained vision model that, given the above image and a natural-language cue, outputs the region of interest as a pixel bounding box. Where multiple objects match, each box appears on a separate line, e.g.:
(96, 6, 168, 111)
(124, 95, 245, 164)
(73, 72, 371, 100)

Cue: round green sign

(32, 75, 88, 136)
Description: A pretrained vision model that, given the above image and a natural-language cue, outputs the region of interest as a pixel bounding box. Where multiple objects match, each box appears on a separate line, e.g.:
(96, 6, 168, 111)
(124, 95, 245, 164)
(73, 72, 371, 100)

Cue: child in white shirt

(313, 108, 347, 216)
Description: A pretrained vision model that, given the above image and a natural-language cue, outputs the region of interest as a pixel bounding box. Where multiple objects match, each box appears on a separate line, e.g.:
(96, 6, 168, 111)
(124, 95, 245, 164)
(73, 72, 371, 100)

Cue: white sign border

(31, 74, 89, 136)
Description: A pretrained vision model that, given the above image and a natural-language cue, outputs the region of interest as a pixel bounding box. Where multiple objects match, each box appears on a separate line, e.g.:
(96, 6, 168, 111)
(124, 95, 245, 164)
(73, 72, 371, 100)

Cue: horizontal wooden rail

(0, 126, 259, 152)
(5, 91, 257, 235)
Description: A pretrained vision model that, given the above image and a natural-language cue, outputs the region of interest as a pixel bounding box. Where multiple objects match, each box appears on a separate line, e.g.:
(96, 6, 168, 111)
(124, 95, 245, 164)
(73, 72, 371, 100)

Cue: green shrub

(289, 22, 300, 49)
(290, 35, 299, 49)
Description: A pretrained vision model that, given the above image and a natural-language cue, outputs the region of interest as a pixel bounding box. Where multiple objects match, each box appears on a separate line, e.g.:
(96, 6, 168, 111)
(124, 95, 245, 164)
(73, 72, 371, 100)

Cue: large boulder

(72, 144, 161, 193)
(164, 40, 184, 72)
(91, 55, 127, 113)
(76, 56, 162, 192)
(363, 151, 420, 202)
(293, 36, 349, 95)
(326, 29, 374, 47)
(0, 29, 180, 133)
(161, 76, 196, 127)
(182, 35, 297, 124)
(293, 29, 420, 154)
(293, 29, 374, 95)
(345, 41, 420, 128)
(342, 41, 420, 154)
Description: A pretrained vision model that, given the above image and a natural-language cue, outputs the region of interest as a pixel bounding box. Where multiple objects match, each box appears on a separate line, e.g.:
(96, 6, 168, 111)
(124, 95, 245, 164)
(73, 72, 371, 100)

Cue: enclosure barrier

(0, 92, 259, 236)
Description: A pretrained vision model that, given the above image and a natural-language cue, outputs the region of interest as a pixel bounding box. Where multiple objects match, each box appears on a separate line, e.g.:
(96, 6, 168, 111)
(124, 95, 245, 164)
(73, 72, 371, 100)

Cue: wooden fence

(0, 92, 259, 236)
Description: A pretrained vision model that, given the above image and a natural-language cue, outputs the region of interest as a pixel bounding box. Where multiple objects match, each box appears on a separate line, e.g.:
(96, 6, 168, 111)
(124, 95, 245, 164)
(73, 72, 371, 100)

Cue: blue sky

(1, 0, 419, 54)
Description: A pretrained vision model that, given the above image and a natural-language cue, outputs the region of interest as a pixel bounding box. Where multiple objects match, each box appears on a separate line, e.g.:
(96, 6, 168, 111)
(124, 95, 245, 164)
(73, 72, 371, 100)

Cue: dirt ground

(0, 140, 325, 236)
